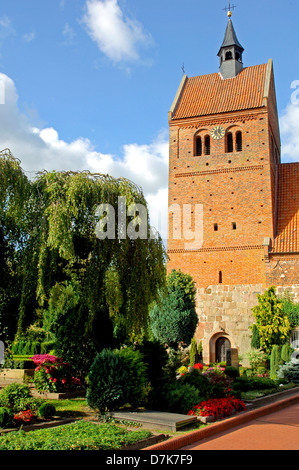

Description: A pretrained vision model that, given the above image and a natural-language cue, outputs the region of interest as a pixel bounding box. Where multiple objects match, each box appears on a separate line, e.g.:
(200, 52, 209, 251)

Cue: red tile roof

(273, 163, 299, 254)
(172, 64, 268, 119)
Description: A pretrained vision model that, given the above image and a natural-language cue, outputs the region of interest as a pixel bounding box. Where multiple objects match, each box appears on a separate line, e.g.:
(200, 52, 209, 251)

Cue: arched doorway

(215, 337, 231, 363)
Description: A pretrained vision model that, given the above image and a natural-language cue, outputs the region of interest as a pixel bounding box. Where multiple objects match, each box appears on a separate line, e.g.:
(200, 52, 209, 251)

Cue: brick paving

(181, 403, 299, 450)
(145, 393, 299, 451)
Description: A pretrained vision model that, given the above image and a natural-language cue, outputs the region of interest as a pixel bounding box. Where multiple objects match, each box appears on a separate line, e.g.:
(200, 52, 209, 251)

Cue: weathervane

(223, 2, 236, 17)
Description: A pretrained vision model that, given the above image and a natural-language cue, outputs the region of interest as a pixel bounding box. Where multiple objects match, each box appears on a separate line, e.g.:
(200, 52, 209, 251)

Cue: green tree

(250, 324, 260, 349)
(252, 287, 292, 354)
(149, 270, 198, 349)
(0, 151, 166, 372)
(270, 344, 281, 380)
(189, 337, 199, 367)
(279, 291, 299, 329)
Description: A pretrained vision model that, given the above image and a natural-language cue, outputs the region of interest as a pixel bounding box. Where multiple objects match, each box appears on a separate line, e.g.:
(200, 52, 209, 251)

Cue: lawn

(0, 420, 153, 450)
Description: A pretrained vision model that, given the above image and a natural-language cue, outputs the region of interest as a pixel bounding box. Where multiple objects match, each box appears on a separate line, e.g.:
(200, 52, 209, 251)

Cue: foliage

(250, 324, 260, 349)
(0, 151, 166, 373)
(178, 368, 210, 398)
(0, 383, 31, 410)
(0, 420, 152, 450)
(0, 382, 43, 417)
(0, 407, 14, 428)
(278, 361, 299, 383)
(232, 376, 277, 393)
(38, 403, 56, 419)
(133, 339, 168, 408)
(149, 270, 198, 349)
(281, 342, 293, 363)
(189, 337, 199, 367)
(31, 354, 82, 393)
(278, 291, 299, 328)
(246, 348, 269, 373)
(270, 345, 282, 380)
(164, 382, 203, 414)
(86, 348, 148, 412)
(252, 287, 292, 353)
(224, 366, 239, 378)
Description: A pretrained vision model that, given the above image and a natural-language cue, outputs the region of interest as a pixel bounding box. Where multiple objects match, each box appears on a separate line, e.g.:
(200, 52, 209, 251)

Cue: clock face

(211, 125, 225, 140)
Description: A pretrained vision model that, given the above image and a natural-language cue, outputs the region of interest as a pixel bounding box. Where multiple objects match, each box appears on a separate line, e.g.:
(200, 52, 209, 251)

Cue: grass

(0, 420, 153, 450)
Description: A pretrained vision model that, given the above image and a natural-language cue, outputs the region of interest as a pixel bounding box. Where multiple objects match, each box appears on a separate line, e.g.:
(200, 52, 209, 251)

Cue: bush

(134, 339, 168, 408)
(224, 366, 239, 378)
(178, 369, 210, 399)
(86, 348, 148, 412)
(281, 343, 293, 363)
(31, 355, 81, 393)
(0, 407, 13, 428)
(38, 403, 56, 419)
(270, 345, 281, 379)
(189, 337, 199, 367)
(0, 383, 32, 411)
(164, 382, 204, 414)
(233, 376, 277, 392)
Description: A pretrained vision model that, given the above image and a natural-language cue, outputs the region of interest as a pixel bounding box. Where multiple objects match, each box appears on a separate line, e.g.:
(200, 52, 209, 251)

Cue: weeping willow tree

(0, 149, 166, 373)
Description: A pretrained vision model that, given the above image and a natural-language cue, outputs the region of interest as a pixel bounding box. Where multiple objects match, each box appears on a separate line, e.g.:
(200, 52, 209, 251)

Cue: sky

(0, 0, 298, 240)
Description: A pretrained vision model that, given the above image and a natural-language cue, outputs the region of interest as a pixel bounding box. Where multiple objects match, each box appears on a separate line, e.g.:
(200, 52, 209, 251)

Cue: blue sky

(0, 0, 298, 238)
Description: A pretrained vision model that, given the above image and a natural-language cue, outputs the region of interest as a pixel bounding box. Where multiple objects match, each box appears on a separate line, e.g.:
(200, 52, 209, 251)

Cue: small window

(219, 271, 223, 284)
(225, 51, 233, 61)
(214, 223, 218, 231)
(205, 136, 211, 155)
(232, 222, 236, 230)
(236, 132, 242, 152)
(227, 133, 233, 153)
(195, 136, 202, 156)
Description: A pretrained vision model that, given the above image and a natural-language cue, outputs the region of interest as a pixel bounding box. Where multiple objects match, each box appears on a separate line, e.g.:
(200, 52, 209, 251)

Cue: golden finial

(223, 3, 236, 18)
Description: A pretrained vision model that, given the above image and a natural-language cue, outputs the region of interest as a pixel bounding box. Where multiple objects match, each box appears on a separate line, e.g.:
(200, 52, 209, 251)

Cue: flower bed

(31, 355, 82, 394)
(188, 396, 246, 423)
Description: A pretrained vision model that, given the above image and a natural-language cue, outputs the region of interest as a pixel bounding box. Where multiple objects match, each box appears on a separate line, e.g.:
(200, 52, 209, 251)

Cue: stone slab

(110, 410, 197, 432)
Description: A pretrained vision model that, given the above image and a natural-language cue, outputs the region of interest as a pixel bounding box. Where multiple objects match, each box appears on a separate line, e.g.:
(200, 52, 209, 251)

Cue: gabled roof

(170, 63, 268, 120)
(273, 163, 299, 254)
(218, 18, 244, 56)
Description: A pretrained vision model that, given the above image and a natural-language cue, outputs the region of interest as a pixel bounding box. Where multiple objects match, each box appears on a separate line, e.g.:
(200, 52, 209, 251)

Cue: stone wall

(194, 283, 299, 366)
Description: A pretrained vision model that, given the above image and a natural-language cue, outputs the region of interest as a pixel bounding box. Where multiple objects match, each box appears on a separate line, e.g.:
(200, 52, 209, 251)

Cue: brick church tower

(167, 11, 299, 364)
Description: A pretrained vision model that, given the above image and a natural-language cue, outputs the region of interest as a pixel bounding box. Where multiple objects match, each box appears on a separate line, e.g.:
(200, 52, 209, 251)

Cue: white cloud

(0, 73, 169, 238)
(82, 0, 152, 63)
(280, 102, 299, 162)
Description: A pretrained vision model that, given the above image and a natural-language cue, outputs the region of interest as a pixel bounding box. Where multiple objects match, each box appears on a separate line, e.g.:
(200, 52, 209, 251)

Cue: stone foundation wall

(194, 284, 299, 366)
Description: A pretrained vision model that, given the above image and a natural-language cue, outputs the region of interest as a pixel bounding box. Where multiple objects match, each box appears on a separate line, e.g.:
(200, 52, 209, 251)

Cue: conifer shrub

(38, 403, 56, 419)
(86, 348, 148, 412)
(270, 345, 281, 379)
(189, 337, 199, 367)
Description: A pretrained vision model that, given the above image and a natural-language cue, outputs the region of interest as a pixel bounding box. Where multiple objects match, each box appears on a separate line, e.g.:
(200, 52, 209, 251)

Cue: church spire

(218, 9, 244, 79)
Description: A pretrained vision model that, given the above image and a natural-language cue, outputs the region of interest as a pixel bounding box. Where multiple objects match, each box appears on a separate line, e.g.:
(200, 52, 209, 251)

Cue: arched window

(226, 133, 233, 153)
(236, 131, 242, 152)
(225, 51, 233, 60)
(195, 136, 202, 156)
(219, 270, 223, 284)
(205, 136, 211, 155)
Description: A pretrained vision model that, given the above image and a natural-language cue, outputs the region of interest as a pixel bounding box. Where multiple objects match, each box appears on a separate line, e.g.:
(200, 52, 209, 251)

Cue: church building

(167, 10, 299, 364)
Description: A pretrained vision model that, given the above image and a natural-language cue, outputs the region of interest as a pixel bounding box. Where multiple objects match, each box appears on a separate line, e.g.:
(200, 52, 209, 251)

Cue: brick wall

(167, 108, 277, 286)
